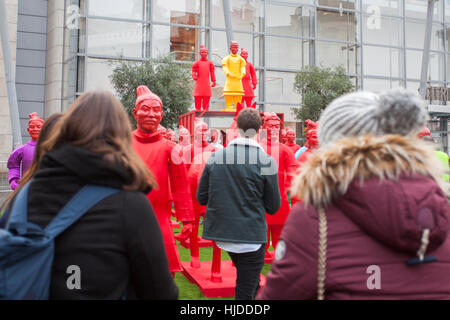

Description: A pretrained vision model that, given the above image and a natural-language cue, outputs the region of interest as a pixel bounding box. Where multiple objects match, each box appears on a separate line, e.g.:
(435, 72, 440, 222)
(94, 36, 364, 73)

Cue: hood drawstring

(407, 229, 437, 265)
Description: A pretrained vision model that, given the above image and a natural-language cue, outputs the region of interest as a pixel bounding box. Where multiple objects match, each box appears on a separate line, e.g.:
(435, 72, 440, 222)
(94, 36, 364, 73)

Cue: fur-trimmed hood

(292, 134, 450, 254)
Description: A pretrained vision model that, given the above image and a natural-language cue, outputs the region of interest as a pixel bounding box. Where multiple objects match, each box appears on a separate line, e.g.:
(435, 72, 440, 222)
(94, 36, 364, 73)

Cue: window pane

(228, 0, 264, 32)
(317, 41, 358, 74)
(266, 4, 312, 37)
(363, 46, 402, 77)
(85, 58, 119, 93)
(211, 0, 225, 28)
(429, 52, 445, 81)
(363, 78, 402, 92)
(153, 0, 203, 26)
(210, 30, 228, 65)
(406, 50, 422, 79)
(362, 15, 402, 46)
(405, 21, 445, 51)
(405, 0, 442, 21)
(265, 71, 300, 104)
(233, 32, 261, 67)
(264, 104, 298, 122)
(88, 0, 143, 20)
(87, 19, 143, 58)
(266, 36, 305, 70)
(210, 31, 261, 68)
(62, 57, 78, 99)
(152, 24, 205, 61)
(362, 0, 402, 16)
(318, 0, 357, 10)
(317, 9, 357, 42)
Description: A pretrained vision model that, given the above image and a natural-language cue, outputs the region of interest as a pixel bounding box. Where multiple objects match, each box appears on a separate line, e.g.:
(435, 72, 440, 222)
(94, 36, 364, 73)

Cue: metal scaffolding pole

(0, 0, 22, 149)
(222, 0, 234, 47)
(419, 0, 437, 98)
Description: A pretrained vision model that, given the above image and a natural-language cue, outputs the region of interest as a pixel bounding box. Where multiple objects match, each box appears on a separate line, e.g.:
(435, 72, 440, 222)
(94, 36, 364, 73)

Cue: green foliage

(110, 55, 193, 129)
(293, 65, 355, 122)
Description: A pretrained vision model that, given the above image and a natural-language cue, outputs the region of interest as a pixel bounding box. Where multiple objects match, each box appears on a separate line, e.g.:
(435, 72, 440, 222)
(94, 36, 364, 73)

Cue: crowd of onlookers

(1, 87, 450, 300)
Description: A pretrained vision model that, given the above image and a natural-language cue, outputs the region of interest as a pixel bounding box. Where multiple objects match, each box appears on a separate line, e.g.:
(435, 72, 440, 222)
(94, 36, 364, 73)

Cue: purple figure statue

(7, 112, 44, 190)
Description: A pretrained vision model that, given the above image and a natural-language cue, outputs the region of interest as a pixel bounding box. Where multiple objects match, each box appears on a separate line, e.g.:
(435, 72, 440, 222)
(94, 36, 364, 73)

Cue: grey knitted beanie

(318, 88, 429, 146)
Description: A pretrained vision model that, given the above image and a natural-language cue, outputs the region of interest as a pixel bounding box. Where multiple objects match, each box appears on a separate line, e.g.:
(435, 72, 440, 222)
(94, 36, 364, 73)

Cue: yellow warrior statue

(222, 40, 246, 112)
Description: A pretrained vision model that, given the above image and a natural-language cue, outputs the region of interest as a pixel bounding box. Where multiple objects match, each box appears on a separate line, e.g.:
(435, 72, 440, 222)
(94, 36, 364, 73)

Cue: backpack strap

(5, 182, 32, 232)
(45, 185, 120, 239)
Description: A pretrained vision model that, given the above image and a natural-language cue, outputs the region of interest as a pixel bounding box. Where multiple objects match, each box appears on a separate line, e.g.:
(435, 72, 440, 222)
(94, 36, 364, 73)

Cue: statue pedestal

(178, 236, 213, 249)
(181, 260, 266, 298)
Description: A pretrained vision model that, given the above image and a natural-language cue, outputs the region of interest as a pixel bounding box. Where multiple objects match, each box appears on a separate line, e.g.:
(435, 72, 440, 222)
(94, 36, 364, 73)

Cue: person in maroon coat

(259, 89, 450, 300)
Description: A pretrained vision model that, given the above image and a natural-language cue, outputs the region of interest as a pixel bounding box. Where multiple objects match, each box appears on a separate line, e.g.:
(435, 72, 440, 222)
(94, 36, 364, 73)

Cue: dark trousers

(227, 245, 266, 300)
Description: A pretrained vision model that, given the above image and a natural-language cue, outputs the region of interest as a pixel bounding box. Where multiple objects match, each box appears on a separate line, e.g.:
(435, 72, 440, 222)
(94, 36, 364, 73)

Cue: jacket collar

(228, 137, 264, 151)
(291, 134, 448, 208)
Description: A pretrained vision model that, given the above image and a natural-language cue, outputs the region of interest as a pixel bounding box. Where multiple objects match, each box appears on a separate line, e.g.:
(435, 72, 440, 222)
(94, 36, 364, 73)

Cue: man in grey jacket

(197, 108, 281, 300)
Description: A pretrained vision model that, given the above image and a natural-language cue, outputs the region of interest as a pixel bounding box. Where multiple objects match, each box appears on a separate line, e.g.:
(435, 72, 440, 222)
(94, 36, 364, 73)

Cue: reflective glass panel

(265, 71, 301, 104)
(363, 46, 402, 77)
(152, 24, 205, 61)
(153, 0, 203, 26)
(88, 0, 143, 19)
(362, 15, 402, 46)
(317, 41, 358, 74)
(266, 36, 306, 70)
(87, 19, 143, 58)
(266, 4, 312, 37)
(362, 0, 402, 16)
(317, 9, 357, 42)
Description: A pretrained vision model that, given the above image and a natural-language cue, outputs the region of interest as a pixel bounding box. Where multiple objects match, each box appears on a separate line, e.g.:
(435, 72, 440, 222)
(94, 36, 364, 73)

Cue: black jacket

(197, 138, 281, 244)
(23, 144, 178, 300)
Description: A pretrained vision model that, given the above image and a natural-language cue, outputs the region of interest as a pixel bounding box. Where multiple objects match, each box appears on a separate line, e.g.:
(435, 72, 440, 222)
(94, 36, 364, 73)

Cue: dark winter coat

(20, 144, 178, 300)
(198, 138, 281, 244)
(259, 134, 450, 299)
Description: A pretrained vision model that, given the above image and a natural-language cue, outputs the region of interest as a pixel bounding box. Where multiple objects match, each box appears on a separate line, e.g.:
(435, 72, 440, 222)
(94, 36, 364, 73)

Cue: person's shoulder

(114, 190, 153, 216)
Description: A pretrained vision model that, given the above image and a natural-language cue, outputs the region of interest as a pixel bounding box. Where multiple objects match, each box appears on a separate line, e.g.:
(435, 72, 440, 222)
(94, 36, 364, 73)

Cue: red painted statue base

(178, 236, 213, 249)
(182, 261, 266, 298)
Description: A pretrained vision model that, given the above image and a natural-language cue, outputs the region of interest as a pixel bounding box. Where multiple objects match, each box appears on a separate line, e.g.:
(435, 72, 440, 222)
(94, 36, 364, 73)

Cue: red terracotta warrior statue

(260, 112, 298, 263)
(192, 45, 216, 112)
(295, 119, 319, 163)
(181, 118, 215, 172)
(158, 124, 168, 139)
(178, 125, 191, 147)
(167, 129, 177, 143)
(240, 48, 257, 112)
(184, 119, 219, 265)
(280, 129, 287, 144)
(285, 127, 301, 154)
(131, 85, 194, 275)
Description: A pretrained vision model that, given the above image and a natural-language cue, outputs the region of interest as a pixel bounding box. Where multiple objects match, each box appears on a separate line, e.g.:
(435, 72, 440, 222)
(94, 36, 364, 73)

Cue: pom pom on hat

(418, 126, 431, 139)
(135, 85, 162, 107)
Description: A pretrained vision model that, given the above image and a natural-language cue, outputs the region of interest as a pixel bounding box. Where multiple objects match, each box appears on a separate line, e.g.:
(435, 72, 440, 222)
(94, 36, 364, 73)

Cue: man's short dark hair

(237, 108, 262, 138)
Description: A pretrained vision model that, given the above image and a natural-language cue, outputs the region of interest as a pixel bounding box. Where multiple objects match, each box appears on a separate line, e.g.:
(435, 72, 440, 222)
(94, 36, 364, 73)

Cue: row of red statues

(192, 41, 257, 113)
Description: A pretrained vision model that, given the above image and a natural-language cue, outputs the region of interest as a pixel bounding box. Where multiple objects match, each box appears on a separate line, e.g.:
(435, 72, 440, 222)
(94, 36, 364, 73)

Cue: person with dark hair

(259, 89, 450, 300)
(197, 108, 281, 300)
(3, 91, 178, 299)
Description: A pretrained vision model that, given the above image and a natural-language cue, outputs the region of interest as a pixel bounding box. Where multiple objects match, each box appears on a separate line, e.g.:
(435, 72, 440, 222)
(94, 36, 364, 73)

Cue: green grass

(173, 219, 273, 300)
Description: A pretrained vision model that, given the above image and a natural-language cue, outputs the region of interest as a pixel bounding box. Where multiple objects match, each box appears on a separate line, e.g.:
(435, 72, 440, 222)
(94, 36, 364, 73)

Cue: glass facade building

(62, 0, 450, 127)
